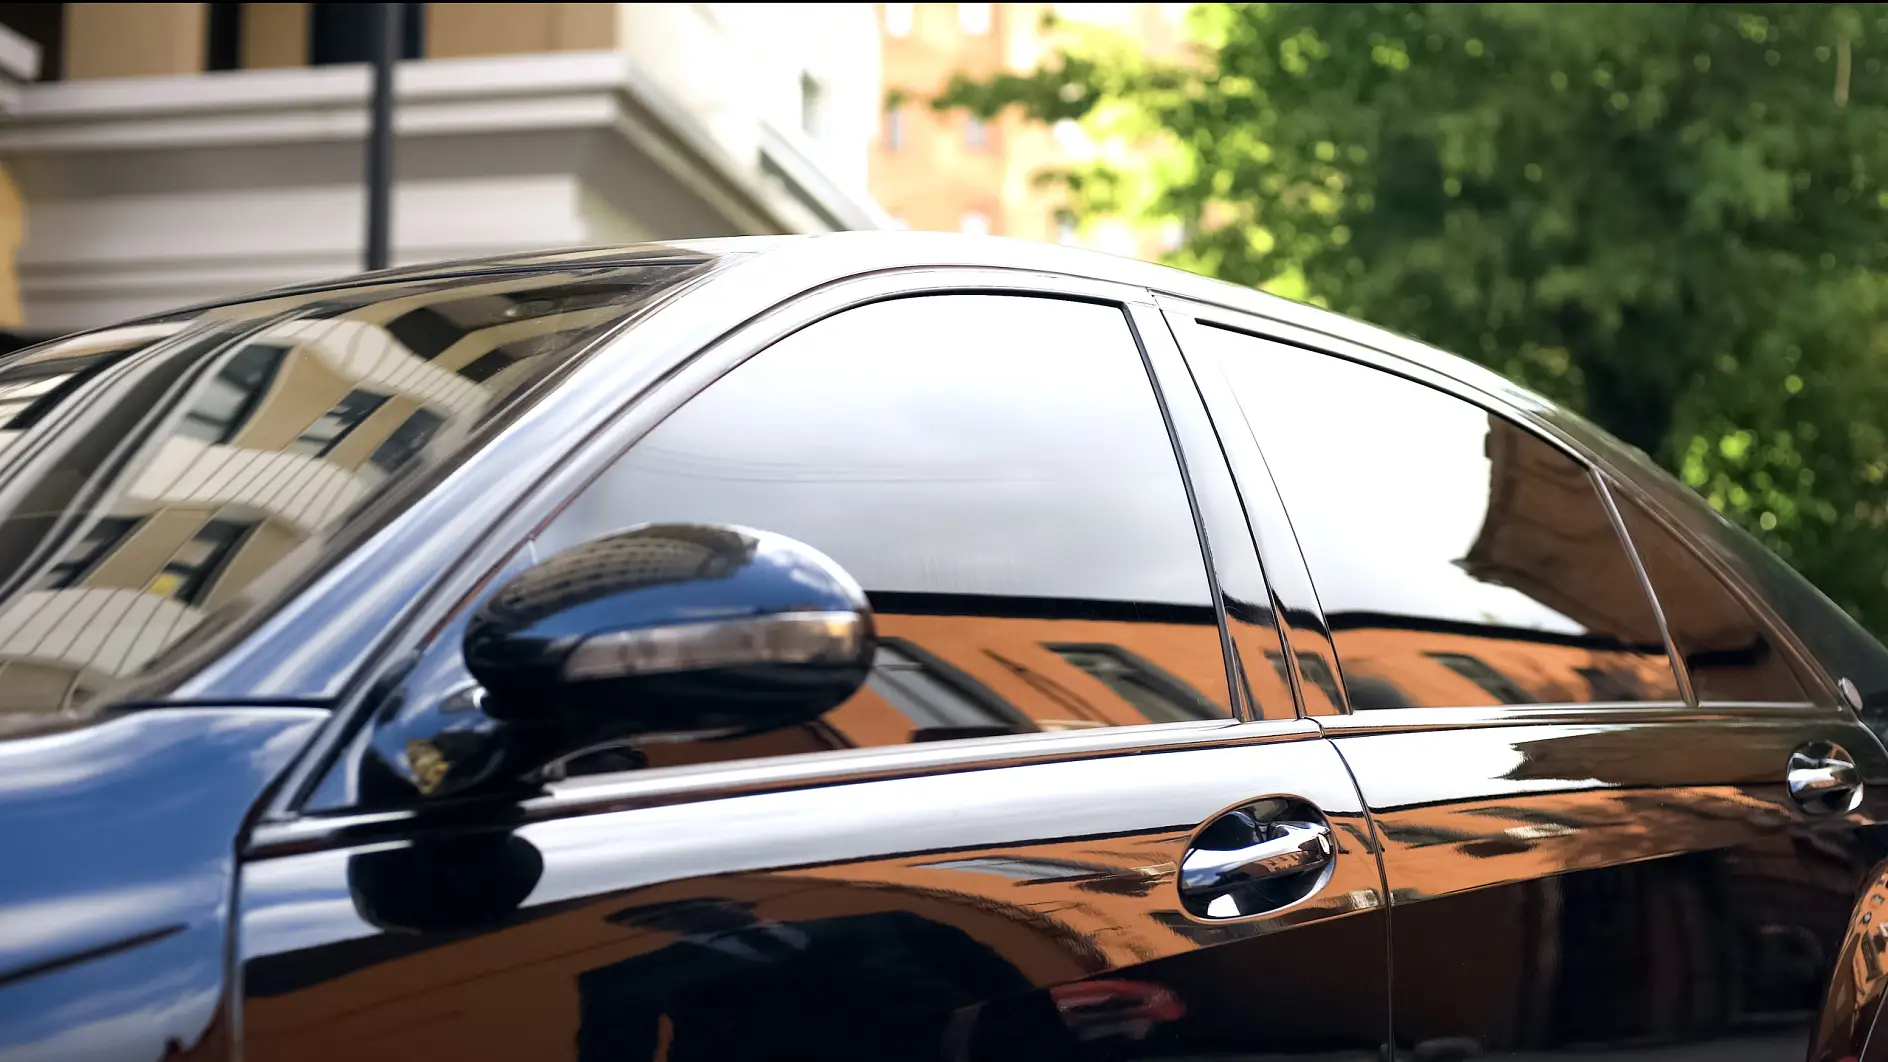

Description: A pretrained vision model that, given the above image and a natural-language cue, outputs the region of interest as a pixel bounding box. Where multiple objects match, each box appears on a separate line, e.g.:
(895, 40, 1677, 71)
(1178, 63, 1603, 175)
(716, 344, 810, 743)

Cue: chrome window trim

(1591, 467, 1697, 707)
(1127, 301, 1286, 722)
(261, 265, 1249, 822)
(247, 715, 1321, 859)
(1311, 701, 1851, 738)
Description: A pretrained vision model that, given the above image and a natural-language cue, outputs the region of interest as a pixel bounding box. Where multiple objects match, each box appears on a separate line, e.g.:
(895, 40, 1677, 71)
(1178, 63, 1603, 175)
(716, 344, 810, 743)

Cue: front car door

(233, 275, 1392, 1062)
(1168, 301, 1888, 1062)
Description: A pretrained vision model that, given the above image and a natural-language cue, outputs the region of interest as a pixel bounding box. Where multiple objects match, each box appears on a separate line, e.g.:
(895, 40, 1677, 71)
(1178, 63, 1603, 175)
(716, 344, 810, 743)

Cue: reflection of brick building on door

(0, 268, 668, 717)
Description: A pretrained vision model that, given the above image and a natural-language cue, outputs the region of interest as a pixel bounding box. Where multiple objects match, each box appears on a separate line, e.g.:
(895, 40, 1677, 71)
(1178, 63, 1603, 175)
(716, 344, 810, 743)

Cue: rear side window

(540, 293, 1232, 768)
(1193, 326, 1680, 709)
(1611, 495, 1811, 704)
(1545, 405, 1870, 713)
(0, 258, 708, 727)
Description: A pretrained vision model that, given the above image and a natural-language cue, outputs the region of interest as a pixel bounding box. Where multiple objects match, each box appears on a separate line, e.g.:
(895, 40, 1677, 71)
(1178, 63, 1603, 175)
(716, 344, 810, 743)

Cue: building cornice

(0, 51, 884, 236)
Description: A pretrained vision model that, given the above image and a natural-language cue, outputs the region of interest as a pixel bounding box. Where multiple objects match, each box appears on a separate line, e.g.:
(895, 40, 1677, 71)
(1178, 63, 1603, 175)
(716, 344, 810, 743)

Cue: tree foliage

(933, 3, 1888, 636)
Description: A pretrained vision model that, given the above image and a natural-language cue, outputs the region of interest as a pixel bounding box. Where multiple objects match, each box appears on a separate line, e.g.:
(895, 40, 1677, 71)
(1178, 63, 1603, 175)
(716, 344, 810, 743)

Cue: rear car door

(234, 278, 1392, 1062)
(1168, 304, 1888, 1062)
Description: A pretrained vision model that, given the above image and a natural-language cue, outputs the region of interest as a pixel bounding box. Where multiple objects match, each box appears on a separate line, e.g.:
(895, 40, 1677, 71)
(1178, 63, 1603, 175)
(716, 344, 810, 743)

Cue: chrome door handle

(1790, 764, 1854, 793)
(1789, 742, 1863, 814)
(1180, 820, 1333, 894)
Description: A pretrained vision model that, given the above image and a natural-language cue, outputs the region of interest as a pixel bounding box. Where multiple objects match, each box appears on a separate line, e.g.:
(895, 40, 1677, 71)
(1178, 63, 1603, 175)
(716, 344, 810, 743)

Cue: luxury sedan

(3, 232, 1888, 1062)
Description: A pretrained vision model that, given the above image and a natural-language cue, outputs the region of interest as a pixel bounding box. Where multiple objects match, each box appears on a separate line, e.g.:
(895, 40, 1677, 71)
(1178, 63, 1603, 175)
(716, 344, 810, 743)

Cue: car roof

(217, 229, 1615, 488)
(192, 231, 1557, 437)
(715, 232, 1576, 432)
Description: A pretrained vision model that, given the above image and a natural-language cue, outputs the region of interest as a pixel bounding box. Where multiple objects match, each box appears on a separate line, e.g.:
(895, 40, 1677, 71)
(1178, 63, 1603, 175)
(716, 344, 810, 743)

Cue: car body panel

(1328, 707, 1888, 1062)
(237, 724, 1390, 1062)
(0, 708, 323, 1062)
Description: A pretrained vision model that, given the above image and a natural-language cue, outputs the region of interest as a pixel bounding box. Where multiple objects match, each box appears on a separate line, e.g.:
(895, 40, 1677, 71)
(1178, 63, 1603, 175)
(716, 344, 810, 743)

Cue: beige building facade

(0, 3, 888, 337)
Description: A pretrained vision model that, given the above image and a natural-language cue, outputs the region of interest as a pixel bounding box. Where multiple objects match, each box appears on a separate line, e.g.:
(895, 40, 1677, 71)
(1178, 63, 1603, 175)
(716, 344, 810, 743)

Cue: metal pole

(364, 3, 401, 272)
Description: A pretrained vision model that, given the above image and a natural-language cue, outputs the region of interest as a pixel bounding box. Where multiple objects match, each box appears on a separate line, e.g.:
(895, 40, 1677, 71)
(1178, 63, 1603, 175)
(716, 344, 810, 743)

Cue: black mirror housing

(464, 523, 875, 750)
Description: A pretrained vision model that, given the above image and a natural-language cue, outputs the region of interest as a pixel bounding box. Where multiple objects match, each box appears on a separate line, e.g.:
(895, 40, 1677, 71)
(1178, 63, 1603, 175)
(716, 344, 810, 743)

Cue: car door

(1167, 302, 1888, 1062)
(233, 278, 1391, 1062)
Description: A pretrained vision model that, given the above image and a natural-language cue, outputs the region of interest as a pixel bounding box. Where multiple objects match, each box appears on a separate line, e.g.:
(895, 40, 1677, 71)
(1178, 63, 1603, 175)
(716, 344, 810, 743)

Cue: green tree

(934, 3, 1888, 636)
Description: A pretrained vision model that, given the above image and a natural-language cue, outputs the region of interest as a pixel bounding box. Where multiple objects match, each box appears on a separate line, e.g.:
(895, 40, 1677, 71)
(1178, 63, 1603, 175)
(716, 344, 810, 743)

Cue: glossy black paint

(0, 708, 322, 1062)
(455, 522, 877, 792)
(237, 723, 1389, 1062)
(1327, 707, 1888, 1062)
(466, 522, 873, 726)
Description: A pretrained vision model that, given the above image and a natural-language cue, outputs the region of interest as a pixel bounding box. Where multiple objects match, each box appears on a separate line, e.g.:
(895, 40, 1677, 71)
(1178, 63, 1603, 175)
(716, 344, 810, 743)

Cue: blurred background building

(0, 2, 889, 337)
(871, 2, 1189, 256)
(0, 3, 1198, 345)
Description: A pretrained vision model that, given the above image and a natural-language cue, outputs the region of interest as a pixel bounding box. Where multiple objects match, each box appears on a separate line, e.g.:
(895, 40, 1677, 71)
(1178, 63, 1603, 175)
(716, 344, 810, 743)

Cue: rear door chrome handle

(1790, 764, 1853, 793)
(1179, 820, 1333, 894)
(1789, 742, 1863, 814)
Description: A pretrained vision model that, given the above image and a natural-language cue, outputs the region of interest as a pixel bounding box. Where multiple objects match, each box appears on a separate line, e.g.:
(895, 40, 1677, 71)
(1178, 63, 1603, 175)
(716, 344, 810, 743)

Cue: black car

(4, 232, 1888, 1062)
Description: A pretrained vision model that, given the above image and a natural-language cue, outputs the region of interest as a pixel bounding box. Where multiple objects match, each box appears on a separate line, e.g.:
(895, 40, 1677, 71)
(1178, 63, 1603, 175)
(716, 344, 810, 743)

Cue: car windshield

(0, 254, 712, 729)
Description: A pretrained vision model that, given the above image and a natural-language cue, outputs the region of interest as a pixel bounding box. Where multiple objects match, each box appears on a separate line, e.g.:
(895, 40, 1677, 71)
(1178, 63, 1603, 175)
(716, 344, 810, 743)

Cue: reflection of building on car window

(616, 601, 1236, 776)
(0, 264, 704, 722)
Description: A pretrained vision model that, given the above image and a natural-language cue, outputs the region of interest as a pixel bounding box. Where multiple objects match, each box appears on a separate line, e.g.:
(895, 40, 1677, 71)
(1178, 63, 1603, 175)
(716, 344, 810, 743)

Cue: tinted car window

(1194, 326, 1680, 709)
(1612, 493, 1810, 704)
(542, 293, 1231, 768)
(0, 258, 709, 728)
(1541, 404, 1868, 711)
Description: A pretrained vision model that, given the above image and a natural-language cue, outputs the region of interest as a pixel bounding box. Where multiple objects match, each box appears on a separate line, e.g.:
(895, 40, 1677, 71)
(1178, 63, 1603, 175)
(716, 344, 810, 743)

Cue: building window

(868, 640, 1026, 741)
(148, 520, 252, 606)
(885, 106, 904, 151)
(960, 211, 990, 236)
(800, 72, 826, 139)
(206, 2, 242, 72)
(309, 2, 424, 66)
(959, 2, 993, 34)
(291, 388, 390, 459)
(965, 115, 989, 150)
(1429, 652, 1536, 705)
(180, 344, 289, 445)
(884, 3, 915, 36)
(1273, 650, 1345, 708)
(42, 517, 143, 590)
(1577, 666, 1646, 703)
(365, 408, 445, 482)
(1049, 644, 1221, 723)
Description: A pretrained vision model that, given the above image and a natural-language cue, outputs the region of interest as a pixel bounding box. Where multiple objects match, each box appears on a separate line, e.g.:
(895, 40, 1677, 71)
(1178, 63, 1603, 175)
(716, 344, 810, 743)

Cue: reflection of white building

(0, 4, 888, 333)
(0, 266, 663, 716)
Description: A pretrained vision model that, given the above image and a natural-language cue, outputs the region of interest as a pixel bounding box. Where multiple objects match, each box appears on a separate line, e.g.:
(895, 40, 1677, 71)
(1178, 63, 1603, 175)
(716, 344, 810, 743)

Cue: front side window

(1193, 325, 1680, 709)
(545, 293, 1231, 768)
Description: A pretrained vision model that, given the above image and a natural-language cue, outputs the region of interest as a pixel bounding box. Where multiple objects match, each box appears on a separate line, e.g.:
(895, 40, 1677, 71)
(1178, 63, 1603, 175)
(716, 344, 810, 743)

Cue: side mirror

(463, 523, 875, 765)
